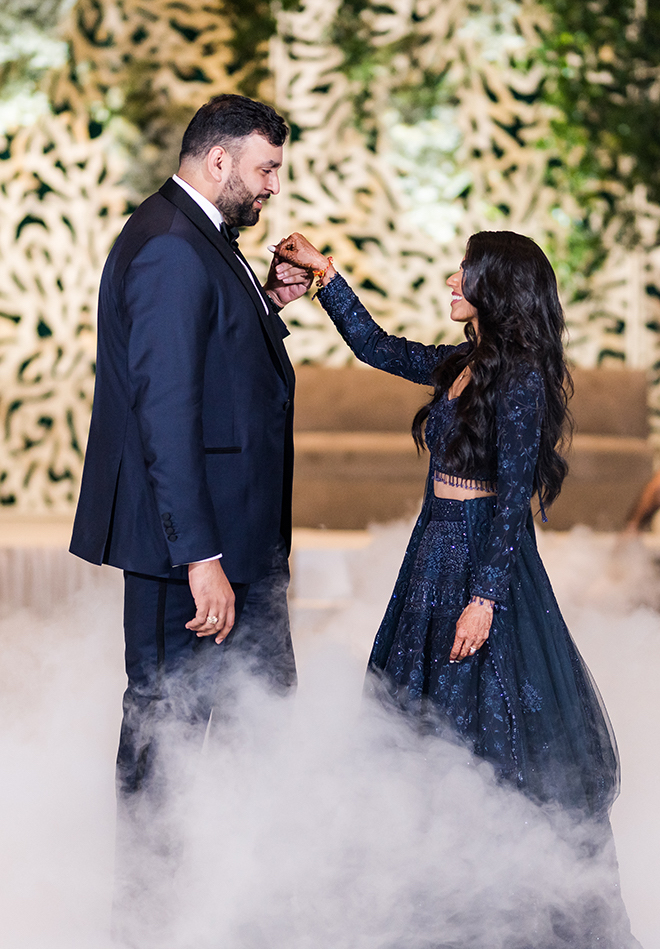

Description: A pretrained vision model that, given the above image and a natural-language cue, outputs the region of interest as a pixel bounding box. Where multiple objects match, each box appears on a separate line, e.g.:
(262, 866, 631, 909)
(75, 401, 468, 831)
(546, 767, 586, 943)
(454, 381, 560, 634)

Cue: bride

(272, 229, 641, 947)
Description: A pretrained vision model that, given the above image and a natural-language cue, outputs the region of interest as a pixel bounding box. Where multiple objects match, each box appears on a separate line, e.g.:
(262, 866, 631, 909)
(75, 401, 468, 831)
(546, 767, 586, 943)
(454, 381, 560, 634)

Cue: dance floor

(0, 518, 657, 947)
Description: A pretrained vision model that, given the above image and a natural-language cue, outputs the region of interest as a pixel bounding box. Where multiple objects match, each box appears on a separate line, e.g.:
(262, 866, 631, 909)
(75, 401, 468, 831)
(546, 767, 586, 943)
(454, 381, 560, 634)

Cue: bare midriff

(433, 471, 497, 500)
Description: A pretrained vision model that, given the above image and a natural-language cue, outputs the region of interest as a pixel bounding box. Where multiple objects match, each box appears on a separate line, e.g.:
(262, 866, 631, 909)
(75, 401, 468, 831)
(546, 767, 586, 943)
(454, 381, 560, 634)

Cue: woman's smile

(447, 269, 478, 326)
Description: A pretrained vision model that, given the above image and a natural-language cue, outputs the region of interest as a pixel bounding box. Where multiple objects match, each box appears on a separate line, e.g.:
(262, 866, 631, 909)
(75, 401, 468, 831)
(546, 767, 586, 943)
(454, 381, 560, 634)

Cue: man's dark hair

(179, 94, 288, 162)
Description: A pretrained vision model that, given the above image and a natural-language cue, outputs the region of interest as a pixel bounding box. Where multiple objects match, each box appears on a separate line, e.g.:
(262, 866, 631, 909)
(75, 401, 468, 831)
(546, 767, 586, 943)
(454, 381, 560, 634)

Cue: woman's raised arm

(271, 233, 462, 386)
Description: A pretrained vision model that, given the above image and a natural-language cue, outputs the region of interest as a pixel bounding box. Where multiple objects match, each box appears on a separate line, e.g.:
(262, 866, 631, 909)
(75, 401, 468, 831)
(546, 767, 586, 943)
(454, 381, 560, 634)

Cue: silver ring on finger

(207, 615, 219, 625)
(469, 646, 477, 655)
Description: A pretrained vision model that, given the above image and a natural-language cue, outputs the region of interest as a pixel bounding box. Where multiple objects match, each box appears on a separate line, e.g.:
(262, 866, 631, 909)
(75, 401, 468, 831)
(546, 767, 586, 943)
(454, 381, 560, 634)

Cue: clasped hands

(266, 233, 335, 298)
(263, 233, 324, 308)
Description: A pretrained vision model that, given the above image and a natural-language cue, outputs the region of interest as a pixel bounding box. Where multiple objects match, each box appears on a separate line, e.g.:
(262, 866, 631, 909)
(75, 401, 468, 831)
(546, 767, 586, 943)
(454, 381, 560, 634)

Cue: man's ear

(206, 145, 228, 184)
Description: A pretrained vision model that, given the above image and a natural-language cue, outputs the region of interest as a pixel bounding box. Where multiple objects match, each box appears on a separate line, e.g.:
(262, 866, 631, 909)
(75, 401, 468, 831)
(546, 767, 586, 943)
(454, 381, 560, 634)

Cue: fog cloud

(0, 525, 656, 947)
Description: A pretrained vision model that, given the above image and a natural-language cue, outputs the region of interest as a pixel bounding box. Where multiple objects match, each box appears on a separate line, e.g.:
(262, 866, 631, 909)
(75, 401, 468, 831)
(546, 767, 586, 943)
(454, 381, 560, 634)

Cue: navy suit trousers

(112, 539, 296, 945)
(116, 537, 296, 799)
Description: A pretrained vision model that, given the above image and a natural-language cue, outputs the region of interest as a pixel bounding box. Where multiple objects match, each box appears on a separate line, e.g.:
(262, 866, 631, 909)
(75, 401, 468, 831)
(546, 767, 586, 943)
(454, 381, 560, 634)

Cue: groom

(70, 94, 309, 808)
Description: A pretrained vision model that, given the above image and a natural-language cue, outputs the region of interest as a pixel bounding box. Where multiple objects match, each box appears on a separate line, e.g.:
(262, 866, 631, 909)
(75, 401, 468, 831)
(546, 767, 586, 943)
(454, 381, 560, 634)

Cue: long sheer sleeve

(470, 370, 545, 603)
(317, 273, 463, 385)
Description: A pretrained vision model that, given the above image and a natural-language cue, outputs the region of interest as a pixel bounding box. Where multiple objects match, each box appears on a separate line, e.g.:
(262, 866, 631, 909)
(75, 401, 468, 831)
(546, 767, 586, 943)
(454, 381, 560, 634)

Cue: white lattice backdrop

(0, 113, 126, 510)
(259, 0, 660, 371)
(1, 0, 659, 513)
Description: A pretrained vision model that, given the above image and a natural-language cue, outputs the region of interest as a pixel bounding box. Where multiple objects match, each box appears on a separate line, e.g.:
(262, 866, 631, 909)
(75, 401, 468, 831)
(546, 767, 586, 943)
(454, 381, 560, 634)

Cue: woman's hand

(270, 232, 331, 273)
(449, 597, 494, 662)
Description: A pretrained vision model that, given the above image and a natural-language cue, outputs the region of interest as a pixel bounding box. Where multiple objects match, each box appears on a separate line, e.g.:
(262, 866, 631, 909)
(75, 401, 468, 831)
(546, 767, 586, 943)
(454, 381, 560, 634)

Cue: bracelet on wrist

(469, 595, 494, 610)
(265, 290, 282, 311)
(313, 256, 333, 287)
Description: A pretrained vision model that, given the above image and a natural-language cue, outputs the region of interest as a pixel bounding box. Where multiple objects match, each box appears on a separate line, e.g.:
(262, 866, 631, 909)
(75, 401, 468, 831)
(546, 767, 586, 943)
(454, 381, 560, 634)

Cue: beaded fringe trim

(434, 471, 497, 493)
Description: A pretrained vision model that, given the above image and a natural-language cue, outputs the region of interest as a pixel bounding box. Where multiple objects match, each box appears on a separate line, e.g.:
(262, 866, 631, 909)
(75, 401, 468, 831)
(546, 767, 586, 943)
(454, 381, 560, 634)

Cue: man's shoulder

(116, 191, 177, 245)
(107, 190, 207, 282)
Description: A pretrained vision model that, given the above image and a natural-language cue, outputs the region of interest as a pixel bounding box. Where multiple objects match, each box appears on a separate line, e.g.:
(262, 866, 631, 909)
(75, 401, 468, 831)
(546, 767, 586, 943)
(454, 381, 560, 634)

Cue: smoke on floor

(0, 525, 656, 948)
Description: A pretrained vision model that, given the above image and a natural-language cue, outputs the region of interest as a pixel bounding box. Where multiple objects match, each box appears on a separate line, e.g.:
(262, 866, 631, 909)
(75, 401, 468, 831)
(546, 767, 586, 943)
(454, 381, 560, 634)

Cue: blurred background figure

(624, 469, 660, 533)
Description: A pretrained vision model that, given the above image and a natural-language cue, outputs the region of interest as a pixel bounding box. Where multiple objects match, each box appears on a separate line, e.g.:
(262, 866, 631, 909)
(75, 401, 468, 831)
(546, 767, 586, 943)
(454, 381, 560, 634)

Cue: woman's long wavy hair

(412, 230, 573, 508)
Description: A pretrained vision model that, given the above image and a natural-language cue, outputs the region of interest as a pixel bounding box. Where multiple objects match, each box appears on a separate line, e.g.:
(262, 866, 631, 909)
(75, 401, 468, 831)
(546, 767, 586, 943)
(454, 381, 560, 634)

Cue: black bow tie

(220, 221, 240, 250)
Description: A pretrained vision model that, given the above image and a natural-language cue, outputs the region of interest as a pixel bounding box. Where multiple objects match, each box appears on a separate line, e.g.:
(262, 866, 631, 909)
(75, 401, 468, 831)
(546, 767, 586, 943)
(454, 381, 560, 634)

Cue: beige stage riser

(294, 366, 651, 438)
(295, 365, 429, 433)
(293, 481, 425, 531)
(293, 471, 653, 532)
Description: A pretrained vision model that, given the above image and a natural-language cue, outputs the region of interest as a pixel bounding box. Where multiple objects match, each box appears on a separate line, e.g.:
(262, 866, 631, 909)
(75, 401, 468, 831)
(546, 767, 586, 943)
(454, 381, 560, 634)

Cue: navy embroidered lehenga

(316, 274, 639, 947)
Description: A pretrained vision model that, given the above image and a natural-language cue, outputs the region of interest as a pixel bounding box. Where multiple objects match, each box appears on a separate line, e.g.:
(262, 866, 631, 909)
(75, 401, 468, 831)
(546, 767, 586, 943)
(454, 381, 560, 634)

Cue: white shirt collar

(172, 174, 223, 230)
(172, 175, 268, 314)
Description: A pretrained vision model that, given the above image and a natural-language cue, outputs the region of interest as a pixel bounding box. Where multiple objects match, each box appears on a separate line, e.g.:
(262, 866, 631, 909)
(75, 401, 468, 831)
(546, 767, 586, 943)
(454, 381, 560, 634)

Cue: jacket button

(161, 512, 172, 522)
(169, 534, 178, 542)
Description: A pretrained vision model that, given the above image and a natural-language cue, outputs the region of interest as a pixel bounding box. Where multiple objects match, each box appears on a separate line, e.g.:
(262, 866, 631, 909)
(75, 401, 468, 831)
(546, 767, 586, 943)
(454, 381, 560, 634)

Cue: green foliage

(329, 0, 453, 148)
(3, 0, 658, 270)
(538, 0, 660, 216)
(0, 0, 72, 34)
(0, 0, 71, 131)
(221, 0, 301, 96)
(325, 0, 660, 289)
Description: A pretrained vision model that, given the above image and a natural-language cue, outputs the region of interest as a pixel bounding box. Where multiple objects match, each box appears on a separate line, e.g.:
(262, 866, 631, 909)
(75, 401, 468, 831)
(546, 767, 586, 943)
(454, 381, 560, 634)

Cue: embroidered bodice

(426, 393, 496, 493)
(316, 273, 546, 602)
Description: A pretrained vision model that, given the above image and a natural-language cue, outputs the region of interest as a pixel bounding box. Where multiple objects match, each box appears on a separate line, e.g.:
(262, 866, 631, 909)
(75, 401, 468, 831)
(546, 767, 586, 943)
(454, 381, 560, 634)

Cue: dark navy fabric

(117, 537, 295, 798)
(369, 494, 619, 818)
(426, 384, 544, 603)
(113, 538, 295, 943)
(70, 178, 295, 584)
(317, 273, 620, 819)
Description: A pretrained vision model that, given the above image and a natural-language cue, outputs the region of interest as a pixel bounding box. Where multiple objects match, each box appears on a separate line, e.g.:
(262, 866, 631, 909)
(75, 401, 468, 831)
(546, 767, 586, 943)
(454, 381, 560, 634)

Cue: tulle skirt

(367, 496, 643, 945)
(368, 496, 620, 819)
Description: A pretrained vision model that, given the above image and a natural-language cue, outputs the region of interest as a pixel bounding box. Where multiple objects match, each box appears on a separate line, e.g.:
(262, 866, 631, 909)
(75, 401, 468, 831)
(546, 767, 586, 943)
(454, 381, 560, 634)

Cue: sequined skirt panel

(379, 497, 515, 779)
(368, 494, 620, 820)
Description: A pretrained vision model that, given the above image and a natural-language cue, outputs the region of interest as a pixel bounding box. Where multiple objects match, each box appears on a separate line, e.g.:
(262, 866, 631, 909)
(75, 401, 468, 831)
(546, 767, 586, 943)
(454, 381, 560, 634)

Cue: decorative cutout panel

(1, 0, 659, 513)
(0, 113, 128, 511)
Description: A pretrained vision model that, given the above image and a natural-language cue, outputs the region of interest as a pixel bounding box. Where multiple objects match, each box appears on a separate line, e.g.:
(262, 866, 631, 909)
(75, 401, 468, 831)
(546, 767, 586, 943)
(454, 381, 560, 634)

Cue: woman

(273, 230, 620, 817)
(273, 230, 640, 946)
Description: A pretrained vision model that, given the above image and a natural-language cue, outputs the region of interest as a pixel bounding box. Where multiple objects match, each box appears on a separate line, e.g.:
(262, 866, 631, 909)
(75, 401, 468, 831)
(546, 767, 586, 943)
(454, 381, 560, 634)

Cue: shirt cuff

(172, 553, 222, 568)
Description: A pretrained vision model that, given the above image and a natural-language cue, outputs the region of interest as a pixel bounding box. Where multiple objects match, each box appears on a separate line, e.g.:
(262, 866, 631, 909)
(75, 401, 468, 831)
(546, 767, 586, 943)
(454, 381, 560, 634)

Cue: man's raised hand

(264, 248, 313, 307)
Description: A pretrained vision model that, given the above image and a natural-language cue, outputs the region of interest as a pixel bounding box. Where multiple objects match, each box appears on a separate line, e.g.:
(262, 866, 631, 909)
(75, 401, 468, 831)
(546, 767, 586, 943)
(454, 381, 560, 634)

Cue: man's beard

(217, 168, 268, 228)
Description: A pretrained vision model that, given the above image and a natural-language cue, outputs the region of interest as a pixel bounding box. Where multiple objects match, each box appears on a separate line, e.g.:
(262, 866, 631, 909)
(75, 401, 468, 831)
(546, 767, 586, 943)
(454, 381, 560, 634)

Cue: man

(70, 94, 310, 935)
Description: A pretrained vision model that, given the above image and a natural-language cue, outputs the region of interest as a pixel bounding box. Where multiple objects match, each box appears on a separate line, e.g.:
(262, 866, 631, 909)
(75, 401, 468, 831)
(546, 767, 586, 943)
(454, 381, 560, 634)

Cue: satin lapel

(158, 179, 294, 389)
(232, 241, 296, 379)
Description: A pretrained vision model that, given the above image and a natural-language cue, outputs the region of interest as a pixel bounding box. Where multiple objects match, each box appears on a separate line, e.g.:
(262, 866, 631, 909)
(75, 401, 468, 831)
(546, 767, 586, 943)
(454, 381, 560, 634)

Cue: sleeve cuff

(173, 553, 223, 568)
(315, 272, 354, 309)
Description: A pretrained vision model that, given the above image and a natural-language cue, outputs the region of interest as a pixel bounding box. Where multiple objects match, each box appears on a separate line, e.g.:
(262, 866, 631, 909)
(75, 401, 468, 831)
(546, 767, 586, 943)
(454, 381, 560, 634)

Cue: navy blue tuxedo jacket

(70, 178, 295, 584)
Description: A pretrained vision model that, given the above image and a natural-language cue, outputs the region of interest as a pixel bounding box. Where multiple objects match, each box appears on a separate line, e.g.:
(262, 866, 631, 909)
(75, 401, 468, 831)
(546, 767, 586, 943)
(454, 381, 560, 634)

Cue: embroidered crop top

(316, 273, 546, 603)
(426, 394, 497, 493)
